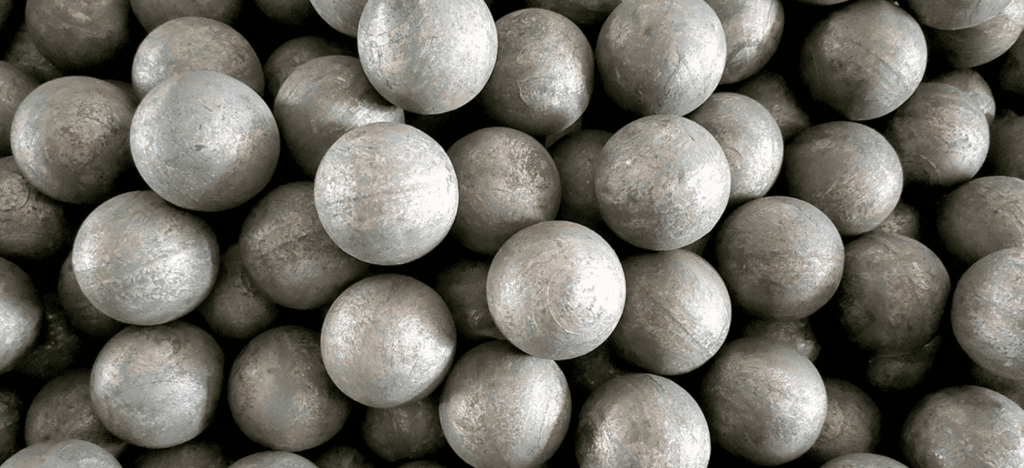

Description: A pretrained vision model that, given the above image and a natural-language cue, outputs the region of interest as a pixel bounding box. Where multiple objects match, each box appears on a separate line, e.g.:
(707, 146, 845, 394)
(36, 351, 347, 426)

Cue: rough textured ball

(805, 378, 882, 464)
(362, 397, 446, 462)
(925, 0, 1024, 69)
(239, 182, 369, 310)
(131, 16, 264, 98)
(476, 8, 593, 136)
(263, 36, 353, 102)
(131, 70, 278, 212)
(902, 385, 1024, 468)
(800, 0, 927, 121)
(0, 62, 38, 156)
(56, 254, 125, 341)
(576, 373, 710, 468)
(865, 336, 942, 394)
(885, 83, 989, 190)
(0, 156, 69, 261)
(0, 439, 122, 468)
(936, 175, 1024, 267)
(687, 92, 784, 208)
(594, 114, 730, 251)
(952, 247, 1024, 380)
(274, 55, 403, 178)
(311, 0, 368, 36)
(836, 233, 951, 354)
(714, 196, 844, 320)
(91, 321, 224, 449)
(905, 0, 1011, 29)
(447, 127, 561, 255)
(820, 453, 909, 468)
(433, 257, 504, 342)
(705, 0, 784, 85)
(931, 68, 997, 124)
(439, 340, 572, 468)
(11, 76, 135, 204)
(10, 294, 81, 383)
(735, 70, 811, 141)
(357, 0, 497, 115)
(314, 122, 458, 266)
(609, 249, 731, 375)
(24, 0, 131, 73)
(595, 0, 726, 116)
(0, 257, 42, 374)
(867, 200, 922, 240)
(24, 368, 127, 457)
(321, 274, 456, 408)
(737, 316, 821, 362)
(196, 244, 279, 341)
(701, 337, 828, 466)
(72, 190, 219, 326)
(523, 0, 621, 27)
(227, 451, 317, 468)
(972, 361, 1024, 410)
(228, 325, 351, 452)
(132, 440, 230, 468)
(3, 23, 65, 83)
(487, 220, 626, 361)
(549, 129, 611, 229)
(130, 0, 243, 30)
(784, 121, 903, 236)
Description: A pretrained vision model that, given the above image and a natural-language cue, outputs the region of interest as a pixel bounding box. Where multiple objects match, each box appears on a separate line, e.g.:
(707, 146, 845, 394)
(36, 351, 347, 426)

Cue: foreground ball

(357, 0, 497, 114)
(72, 191, 219, 326)
(488, 221, 626, 361)
(314, 122, 458, 266)
(91, 322, 224, 449)
(577, 373, 710, 468)
(596, 0, 726, 116)
(0, 439, 121, 468)
(321, 274, 456, 408)
(439, 340, 572, 468)
(952, 247, 1024, 380)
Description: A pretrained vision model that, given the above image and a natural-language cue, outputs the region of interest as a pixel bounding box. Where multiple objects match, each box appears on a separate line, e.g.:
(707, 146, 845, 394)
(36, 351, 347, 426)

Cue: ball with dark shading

(737, 317, 820, 362)
(0, 62, 38, 156)
(433, 257, 504, 342)
(11, 76, 136, 204)
(130, 0, 244, 31)
(0, 156, 69, 261)
(735, 70, 811, 141)
(0, 257, 42, 374)
(439, 340, 572, 468)
(132, 440, 230, 468)
(549, 129, 611, 229)
(321, 274, 456, 408)
(930, 68, 997, 124)
(0, 388, 22, 461)
(704, 0, 784, 85)
(263, 36, 353, 102)
(905, 0, 1011, 29)
(24, 0, 132, 73)
(362, 397, 446, 462)
(576, 373, 710, 468)
(925, 0, 1024, 69)
(227, 451, 318, 468)
(952, 246, 1024, 380)
(714, 196, 844, 320)
(820, 453, 909, 468)
(936, 175, 1024, 267)
(487, 220, 626, 361)
(90, 321, 224, 449)
(196, 244, 279, 341)
(311, 0, 368, 37)
(0, 439, 121, 468)
(523, 0, 621, 27)
(56, 254, 126, 341)
(804, 378, 882, 464)
(25, 368, 127, 457)
(314, 122, 458, 266)
(594, 114, 730, 251)
(72, 191, 219, 326)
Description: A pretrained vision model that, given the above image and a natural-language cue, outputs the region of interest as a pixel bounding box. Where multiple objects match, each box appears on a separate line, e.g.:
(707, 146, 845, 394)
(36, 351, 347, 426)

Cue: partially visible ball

(952, 247, 1024, 380)
(936, 175, 1024, 267)
(0, 439, 121, 468)
(0, 257, 42, 374)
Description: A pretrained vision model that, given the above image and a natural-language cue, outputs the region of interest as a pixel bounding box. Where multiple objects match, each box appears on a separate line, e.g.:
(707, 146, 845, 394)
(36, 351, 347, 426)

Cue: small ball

(433, 257, 504, 342)
(0, 62, 38, 156)
(952, 247, 1024, 380)
(549, 129, 612, 229)
(735, 70, 811, 141)
(321, 274, 456, 408)
(487, 220, 626, 361)
(90, 321, 224, 449)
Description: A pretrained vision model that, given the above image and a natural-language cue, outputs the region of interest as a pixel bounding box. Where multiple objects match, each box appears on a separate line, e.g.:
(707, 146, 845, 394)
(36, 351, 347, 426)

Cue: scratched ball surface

(0, 439, 122, 468)
(90, 321, 224, 449)
(321, 274, 456, 408)
(24, 0, 132, 74)
(130, 0, 244, 31)
(0, 156, 69, 262)
(357, 0, 497, 115)
(130, 70, 279, 212)
(439, 340, 572, 468)
(936, 175, 1024, 267)
(487, 220, 626, 361)
(313, 122, 458, 266)
(24, 368, 127, 457)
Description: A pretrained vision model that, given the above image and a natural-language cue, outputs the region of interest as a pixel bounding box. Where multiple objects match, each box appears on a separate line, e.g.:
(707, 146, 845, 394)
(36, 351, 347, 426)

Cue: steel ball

(0, 256, 42, 374)
(24, 0, 132, 74)
(936, 175, 1024, 267)
(0, 156, 69, 262)
(24, 368, 127, 457)
(129, 0, 244, 31)
(0, 439, 121, 468)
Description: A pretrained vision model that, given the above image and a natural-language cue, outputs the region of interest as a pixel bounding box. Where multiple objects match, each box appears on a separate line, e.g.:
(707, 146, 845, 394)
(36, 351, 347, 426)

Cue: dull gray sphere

(0, 156, 69, 262)
(0, 257, 42, 374)
(0, 439, 121, 468)
(937, 175, 1024, 267)
(952, 247, 1024, 380)
(704, 0, 784, 85)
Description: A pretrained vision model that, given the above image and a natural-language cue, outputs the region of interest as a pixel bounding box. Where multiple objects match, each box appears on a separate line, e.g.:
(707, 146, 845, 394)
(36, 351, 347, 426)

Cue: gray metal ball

(129, 0, 243, 31)
(362, 397, 446, 462)
(25, 368, 127, 457)
(735, 70, 811, 141)
(704, 0, 784, 85)
(0, 439, 122, 468)
(805, 378, 882, 464)
(228, 451, 318, 468)
(0, 62, 38, 156)
(952, 247, 1024, 380)
(820, 453, 909, 468)
(263, 36, 353, 103)
(925, 0, 1024, 69)
(0, 156, 69, 261)
(936, 175, 1024, 267)
(549, 129, 612, 229)
(24, 0, 131, 73)
(196, 244, 279, 341)
(0, 257, 42, 375)
(310, 0, 368, 37)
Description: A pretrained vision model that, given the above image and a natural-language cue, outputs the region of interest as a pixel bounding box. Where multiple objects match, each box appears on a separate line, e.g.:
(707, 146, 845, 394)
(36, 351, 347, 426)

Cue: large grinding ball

(239, 182, 369, 310)
(737, 316, 821, 362)
(24, 0, 131, 74)
(836, 233, 951, 354)
(884, 83, 989, 190)
(715, 196, 844, 320)
(447, 127, 561, 255)
(609, 249, 731, 376)
(951, 247, 1024, 380)
(254, 0, 318, 27)
(476, 8, 594, 136)
(0, 62, 38, 156)
(311, 0, 368, 37)
(925, 0, 1024, 70)
(0, 439, 121, 468)
(131, 16, 264, 98)
(439, 340, 572, 468)
(228, 451, 317, 468)
(72, 190, 219, 326)
(0, 156, 69, 262)
(594, 114, 730, 251)
(805, 378, 883, 464)
(905, 0, 1012, 29)
(321, 274, 456, 408)
(130, 0, 244, 31)
(196, 244, 279, 341)
(704, 0, 784, 85)
(487, 220, 626, 361)
(902, 385, 1024, 467)
(313, 122, 458, 266)
(595, 0, 726, 116)
(90, 321, 224, 449)
(263, 36, 354, 103)
(357, 0, 497, 115)
(799, 0, 927, 121)
(701, 337, 828, 466)
(131, 70, 279, 212)
(549, 129, 612, 229)
(686, 92, 784, 208)
(0, 257, 43, 374)
(783, 121, 903, 236)
(24, 368, 126, 456)
(11, 76, 136, 204)
(576, 373, 710, 468)
(228, 325, 351, 452)
(274, 55, 404, 178)
(936, 175, 1024, 267)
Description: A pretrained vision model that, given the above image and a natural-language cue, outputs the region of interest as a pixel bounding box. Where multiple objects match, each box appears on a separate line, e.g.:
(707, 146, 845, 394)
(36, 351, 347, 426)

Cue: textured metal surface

(735, 70, 811, 141)
(196, 244, 279, 341)
(0, 156, 68, 261)
(129, 0, 243, 31)
(0, 439, 122, 468)
(0, 62, 37, 156)
(24, 368, 127, 457)
(0, 257, 42, 374)
(906, 0, 1011, 29)
(433, 257, 505, 342)
(24, 0, 131, 73)
(936, 176, 1024, 267)
(227, 451, 318, 468)
(133, 440, 230, 468)
(926, 0, 1024, 69)
(805, 378, 882, 464)
(56, 253, 126, 341)
(549, 129, 611, 230)
(362, 397, 446, 462)
(704, 0, 783, 85)
(820, 453, 909, 468)
(737, 316, 820, 362)
(263, 36, 353, 103)
(523, 0, 621, 27)
(310, 0, 368, 37)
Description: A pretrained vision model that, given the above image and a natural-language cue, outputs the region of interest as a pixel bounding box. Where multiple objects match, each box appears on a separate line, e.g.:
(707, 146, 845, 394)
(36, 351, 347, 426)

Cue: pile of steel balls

(2, 0, 1024, 466)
